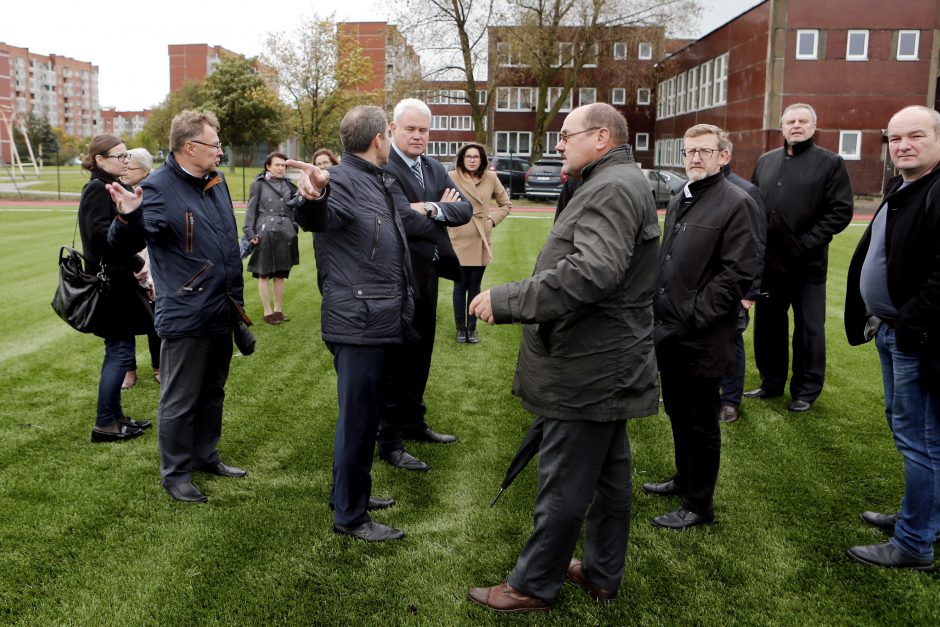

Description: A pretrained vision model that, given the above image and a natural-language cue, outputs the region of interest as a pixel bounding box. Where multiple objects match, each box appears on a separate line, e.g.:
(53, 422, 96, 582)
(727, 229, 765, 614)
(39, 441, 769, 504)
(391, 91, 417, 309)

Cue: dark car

(489, 156, 531, 199)
(641, 168, 688, 206)
(524, 159, 566, 200)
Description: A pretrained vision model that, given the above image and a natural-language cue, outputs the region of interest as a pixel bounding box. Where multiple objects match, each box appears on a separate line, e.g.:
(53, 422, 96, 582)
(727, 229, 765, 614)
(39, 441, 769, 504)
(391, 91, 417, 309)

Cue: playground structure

(0, 103, 41, 177)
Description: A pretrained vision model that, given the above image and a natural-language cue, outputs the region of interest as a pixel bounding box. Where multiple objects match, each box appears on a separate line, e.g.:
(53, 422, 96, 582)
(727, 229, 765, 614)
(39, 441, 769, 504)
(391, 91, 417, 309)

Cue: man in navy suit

(378, 98, 473, 471)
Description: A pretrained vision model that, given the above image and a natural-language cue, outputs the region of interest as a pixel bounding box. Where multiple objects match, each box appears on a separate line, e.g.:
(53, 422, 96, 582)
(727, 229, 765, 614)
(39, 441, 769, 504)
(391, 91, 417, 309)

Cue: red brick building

(339, 22, 421, 101)
(101, 108, 151, 139)
(653, 0, 940, 194)
(168, 44, 240, 93)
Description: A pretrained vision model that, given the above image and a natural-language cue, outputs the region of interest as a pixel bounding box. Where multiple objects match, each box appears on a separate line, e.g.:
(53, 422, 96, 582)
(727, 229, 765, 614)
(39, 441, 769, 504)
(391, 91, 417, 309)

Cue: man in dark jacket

(377, 98, 472, 473)
(644, 124, 761, 529)
(466, 103, 660, 612)
(107, 110, 248, 503)
(746, 103, 853, 412)
(844, 105, 940, 572)
(288, 105, 416, 543)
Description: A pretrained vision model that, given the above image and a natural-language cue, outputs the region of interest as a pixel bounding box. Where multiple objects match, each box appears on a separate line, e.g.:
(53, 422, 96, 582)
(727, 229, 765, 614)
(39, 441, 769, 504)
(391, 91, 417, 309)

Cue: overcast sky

(1, 0, 764, 111)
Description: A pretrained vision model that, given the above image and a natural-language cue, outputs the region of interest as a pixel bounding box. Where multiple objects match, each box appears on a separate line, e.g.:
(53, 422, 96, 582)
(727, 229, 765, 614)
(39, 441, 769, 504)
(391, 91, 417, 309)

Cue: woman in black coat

(78, 135, 154, 442)
(244, 152, 300, 324)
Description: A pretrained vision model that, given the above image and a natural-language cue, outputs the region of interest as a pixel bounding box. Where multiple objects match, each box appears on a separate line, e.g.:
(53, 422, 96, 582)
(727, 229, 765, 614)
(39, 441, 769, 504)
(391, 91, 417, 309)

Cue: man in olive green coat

(466, 103, 660, 612)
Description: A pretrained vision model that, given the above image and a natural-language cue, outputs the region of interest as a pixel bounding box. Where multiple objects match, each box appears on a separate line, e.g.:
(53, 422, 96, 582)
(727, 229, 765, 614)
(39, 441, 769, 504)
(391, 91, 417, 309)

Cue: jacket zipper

(175, 261, 214, 295)
(370, 217, 382, 260)
(185, 210, 194, 252)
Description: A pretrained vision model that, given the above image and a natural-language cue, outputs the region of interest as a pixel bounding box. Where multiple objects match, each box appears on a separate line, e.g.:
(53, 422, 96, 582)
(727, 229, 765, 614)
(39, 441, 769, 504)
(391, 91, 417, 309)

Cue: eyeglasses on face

(559, 127, 601, 143)
(464, 154, 481, 160)
(681, 148, 719, 158)
(189, 139, 224, 151)
(103, 152, 131, 161)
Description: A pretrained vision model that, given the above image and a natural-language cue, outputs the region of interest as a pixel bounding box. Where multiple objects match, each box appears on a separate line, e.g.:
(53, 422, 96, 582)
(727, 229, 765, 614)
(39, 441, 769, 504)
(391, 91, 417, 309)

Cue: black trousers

(158, 333, 231, 487)
(328, 343, 391, 527)
(377, 269, 437, 453)
(659, 363, 721, 517)
(453, 265, 486, 327)
(753, 276, 827, 402)
(508, 418, 631, 603)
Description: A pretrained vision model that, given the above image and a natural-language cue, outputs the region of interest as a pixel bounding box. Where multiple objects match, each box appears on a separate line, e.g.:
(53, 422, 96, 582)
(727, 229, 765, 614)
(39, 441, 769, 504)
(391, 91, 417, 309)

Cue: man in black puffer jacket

(107, 110, 248, 504)
(288, 105, 418, 543)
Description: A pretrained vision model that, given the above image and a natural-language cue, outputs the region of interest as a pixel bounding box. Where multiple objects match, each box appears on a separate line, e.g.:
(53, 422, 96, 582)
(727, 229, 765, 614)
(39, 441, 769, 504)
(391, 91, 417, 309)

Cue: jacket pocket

(370, 216, 382, 261)
(185, 210, 195, 253)
(175, 261, 214, 296)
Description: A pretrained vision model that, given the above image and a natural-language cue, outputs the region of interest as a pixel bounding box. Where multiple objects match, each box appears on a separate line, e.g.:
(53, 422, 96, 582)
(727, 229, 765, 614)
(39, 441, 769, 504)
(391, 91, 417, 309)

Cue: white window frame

(495, 131, 532, 156)
(557, 42, 575, 67)
(496, 87, 535, 111)
(431, 115, 448, 130)
(497, 41, 521, 67)
(675, 72, 686, 115)
(478, 90, 487, 105)
(897, 30, 920, 61)
(582, 42, 599, 68)
(579, 87, 596, 106)
(796, 29, 819, 60)
(611, 87, 626, 105)
(545, 132, 561, 156)
(637, 88, 651, 106)
(846, 30, 869, 61)
(613, 42, 627, 60)
(687, 67, 698, 111)
(635, 132, 649, 151)
(839, 130, 862, 160)
(547, 86, 573, 112)
(448, 142, 460, 155)
(657, 81, 665, 118)
(699, 63, 712, 109)
(665, 76, 675, 117)
(638, 42, 652, 60)
(714, 53, 728, 105)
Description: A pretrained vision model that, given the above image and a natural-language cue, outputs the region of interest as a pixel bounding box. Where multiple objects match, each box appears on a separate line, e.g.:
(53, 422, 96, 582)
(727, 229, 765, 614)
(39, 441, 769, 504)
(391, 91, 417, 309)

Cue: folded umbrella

(490, 416, 544, 507)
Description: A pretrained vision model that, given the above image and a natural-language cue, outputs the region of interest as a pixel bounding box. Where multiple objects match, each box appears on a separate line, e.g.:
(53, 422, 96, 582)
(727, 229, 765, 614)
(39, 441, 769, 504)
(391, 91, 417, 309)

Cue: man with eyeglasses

(107, 110, 248, 504)
(643, 124, 761, 530)
(746, 103, 853, 412)
(466, 103, 660, 612)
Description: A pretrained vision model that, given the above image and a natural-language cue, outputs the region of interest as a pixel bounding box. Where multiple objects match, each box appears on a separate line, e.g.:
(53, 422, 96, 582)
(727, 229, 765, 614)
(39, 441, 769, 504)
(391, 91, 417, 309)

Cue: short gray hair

(581, 103, 629, 146)
(781, 103, 817, 125)
(891, 105, 940, 136)
(340, 106, 388, 154)
(127, 147, 153, 173)
(170, 110, 219, 153)
(393, 98, 431, 124)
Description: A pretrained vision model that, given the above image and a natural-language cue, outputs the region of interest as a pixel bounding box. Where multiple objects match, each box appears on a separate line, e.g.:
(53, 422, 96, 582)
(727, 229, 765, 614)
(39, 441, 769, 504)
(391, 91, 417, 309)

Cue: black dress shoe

(456, 327, 468, 343)
(118, 415, 152, 430)
(333, 520, 405, 542)
(164, 481, 208, 503)
(405, 427, 457, 444)
(90, 424, 144, 443)
(788, 400, 812, 412)
(195, 461, 248, 478)
(641, 479, 683, 496)
(467, 328, 479, 344)
(368, 496, 396, 510)
(743, 387, 782, 399)
(651, 508, 715, 529)
(860, 511, 899, 533)
(847, 542, 935, 572)
(380, 449, 429, 471)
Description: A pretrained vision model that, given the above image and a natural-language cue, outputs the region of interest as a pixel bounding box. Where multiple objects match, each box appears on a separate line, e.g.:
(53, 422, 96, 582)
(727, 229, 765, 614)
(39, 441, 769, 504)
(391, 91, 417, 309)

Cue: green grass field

(0, 204, 935, 625)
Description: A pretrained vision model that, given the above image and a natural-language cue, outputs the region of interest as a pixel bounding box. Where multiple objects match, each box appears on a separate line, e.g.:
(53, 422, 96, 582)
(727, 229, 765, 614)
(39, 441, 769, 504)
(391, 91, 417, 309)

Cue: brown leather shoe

(467, 582, 551, 613)
(567, 559, 617, 602)
(263, 313, 281, 325)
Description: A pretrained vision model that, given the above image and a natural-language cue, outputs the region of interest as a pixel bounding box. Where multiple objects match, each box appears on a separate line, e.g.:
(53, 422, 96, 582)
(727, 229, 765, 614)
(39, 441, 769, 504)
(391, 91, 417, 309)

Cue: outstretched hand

(285, 159, 330, 200)
(469, 290, 495, 324)
(105, 183, 143, 215)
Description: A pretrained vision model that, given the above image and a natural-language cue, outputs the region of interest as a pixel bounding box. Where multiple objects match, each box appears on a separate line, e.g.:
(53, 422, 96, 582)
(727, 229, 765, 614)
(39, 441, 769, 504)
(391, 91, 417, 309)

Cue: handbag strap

(72, 210, 79, 248)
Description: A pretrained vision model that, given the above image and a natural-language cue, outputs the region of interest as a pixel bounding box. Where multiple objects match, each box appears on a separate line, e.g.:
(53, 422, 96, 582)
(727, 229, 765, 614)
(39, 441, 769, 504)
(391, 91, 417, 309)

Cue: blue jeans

(875, 324, 940, 560)
(95, 335, 136, 428)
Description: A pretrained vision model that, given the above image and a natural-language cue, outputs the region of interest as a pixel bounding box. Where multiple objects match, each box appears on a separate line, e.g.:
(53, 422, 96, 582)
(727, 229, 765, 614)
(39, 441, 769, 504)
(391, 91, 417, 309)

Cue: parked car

(489, 156, 531, 199)
(440, 160, 456, 172)
(524, 159, 566, 200)
(641, 168, 688, 206)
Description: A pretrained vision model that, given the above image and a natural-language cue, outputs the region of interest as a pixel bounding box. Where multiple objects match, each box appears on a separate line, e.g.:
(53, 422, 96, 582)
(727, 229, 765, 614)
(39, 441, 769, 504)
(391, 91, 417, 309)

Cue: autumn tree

(263, 13, 380, 157)
(201, 55, 290, 168)
(137, 81, 208, 155)
(12, 113, 58, 164)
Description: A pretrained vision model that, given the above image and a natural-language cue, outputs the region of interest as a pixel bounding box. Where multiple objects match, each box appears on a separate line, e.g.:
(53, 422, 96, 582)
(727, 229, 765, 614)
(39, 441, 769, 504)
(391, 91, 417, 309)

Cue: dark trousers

(131, 330, 162, 370)
(329, 343, 390, 527)
(158, 333, 231, 487)
(452, 265, 486, 327)
(720, 309, 749, 407)
(753, 277, 827, 402)
(660, 363, 721, 517)
(377, 270, 437, 453)
(508, 418, 631, 603)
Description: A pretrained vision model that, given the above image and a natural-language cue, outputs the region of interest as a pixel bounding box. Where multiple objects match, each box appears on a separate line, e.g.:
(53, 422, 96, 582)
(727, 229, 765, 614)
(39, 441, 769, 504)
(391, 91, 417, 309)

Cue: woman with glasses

(447, 143, 511, 343)
(312, 148, 339, 169)
(243, 151, 300, 324)
(78, 135, 154, 442)
(119, 147, 161, 389)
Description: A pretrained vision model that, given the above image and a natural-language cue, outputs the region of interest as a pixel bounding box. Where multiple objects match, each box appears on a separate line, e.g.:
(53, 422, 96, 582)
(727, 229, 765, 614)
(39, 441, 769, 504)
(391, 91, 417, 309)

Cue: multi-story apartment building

(339, 22, 422, 102)
(168, 44, 241, 93)
(0, 42, 101, 163)
(101, 108, 151, 139)
(652, 0, 940, 195)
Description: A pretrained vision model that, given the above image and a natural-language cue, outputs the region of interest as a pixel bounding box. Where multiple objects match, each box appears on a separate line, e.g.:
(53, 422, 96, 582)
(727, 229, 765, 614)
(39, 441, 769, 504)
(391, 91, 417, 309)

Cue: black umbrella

(490, 416, 544, 507)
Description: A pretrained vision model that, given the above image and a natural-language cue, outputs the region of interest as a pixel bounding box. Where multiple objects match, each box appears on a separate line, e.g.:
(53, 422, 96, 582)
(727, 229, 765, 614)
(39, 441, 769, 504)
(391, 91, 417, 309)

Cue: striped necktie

(411, 159, 425, 188)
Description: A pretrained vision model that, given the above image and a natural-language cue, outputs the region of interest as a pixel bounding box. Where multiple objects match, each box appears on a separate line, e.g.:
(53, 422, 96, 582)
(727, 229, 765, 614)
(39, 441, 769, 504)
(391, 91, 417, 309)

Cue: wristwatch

(424, 202, 437, 218)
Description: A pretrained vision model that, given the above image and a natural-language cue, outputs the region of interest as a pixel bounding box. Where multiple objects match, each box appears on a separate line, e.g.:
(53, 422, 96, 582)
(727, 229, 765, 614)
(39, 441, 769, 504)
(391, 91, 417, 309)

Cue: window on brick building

(638, 42, 652, 60)
(579, 87, 596, 106)
(496, 131, 532, 155)
(698, 62, 712, 108)
(611, 88, 626, 105)
(613, 42, 627, 60)
(637, 88, 651, 105)
(897, 30, 919, 60)
(796, 30, 818, 60)
(839, 130, 862, 160)
(545, 132, 561, 156)
(478, 90, 487, 105)
(557, 42, 575, 67)
(687, 67, 698, 110)
(496, 87, 535, 110)
(675, 72, 686, 114)
(431, 115, 447, 130)
(657, 81, 665, 118)
(635, 133, 649, 151)
(713, 53, 729, 105)
(547, 87, 573, 112)
(846, 30, 868, 60)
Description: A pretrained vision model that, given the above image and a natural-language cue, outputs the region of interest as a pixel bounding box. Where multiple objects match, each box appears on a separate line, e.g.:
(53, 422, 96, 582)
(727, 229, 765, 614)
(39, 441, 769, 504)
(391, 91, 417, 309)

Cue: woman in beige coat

(447, 143, 512, 343)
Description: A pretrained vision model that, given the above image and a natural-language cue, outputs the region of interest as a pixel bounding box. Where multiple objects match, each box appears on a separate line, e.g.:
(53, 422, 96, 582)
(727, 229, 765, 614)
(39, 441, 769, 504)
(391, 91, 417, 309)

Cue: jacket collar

(165, 152, 222, 191)
(784, 136, 815, 156)
(883, 163, 940, 203)
(684, 170, 725, 198)
(342, 151, 386, 177)
(580, 144, 632, 180)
